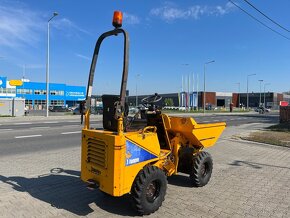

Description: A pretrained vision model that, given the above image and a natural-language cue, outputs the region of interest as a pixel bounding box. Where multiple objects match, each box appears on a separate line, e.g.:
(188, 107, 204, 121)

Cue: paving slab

(0, 125, 289, 217)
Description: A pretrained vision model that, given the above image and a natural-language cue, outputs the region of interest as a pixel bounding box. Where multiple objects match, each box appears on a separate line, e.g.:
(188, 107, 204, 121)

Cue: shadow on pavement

(167, 174, 193, 188)
(0, 168, 138, 217)
(229, 160, 290, 170)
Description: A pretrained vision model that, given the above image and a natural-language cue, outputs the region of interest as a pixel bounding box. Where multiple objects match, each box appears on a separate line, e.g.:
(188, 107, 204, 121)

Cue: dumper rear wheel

(131, 166, 167, 215)
(190, 151, 213, 187)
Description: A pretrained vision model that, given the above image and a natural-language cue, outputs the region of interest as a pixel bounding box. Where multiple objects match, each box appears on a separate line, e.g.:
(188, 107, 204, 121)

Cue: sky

(0, 0, 290, 96)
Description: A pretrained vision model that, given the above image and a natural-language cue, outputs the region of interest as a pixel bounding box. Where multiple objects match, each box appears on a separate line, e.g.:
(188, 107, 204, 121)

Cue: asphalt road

(0, 119, 102, 156)
(0, 113, 279, 157)
(192, 113, 279, 126)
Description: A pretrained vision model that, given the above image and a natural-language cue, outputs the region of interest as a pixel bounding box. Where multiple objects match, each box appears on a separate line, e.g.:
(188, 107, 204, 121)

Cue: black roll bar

(85, 28, 129, 118)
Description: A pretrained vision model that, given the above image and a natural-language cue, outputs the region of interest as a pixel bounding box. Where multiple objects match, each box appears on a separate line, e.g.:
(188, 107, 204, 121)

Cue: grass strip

(241, 130, 290, 148)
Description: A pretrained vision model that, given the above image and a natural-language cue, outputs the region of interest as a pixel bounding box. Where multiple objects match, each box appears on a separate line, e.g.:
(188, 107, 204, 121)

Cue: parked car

(49, 106, 69, 112)
(73, 106, 103, 115)
(73, 107, 81, 115)
(92, 106, 103, 115)
(68, 105, 79, 112)
(255, 106, 270, 114)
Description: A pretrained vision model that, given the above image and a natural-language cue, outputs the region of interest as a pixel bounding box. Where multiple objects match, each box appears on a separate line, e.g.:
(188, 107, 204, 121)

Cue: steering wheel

(141, 93, 162, 107)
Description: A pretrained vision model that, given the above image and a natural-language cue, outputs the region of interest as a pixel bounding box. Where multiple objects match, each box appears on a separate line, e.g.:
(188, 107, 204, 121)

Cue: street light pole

(264, 83, 270, 108)
(246, 73, 256, 110)
(46, 12, 58, 117)
(181, 64, 189, 110)
(203, 60, 215, 114)
(258, 79, 263, 107)
(135, 74, 140, 107)
(235, 82, 240, 109)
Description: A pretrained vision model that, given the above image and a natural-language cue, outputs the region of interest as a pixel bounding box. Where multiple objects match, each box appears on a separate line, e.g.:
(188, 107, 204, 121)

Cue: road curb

(226, 137, 290, 150)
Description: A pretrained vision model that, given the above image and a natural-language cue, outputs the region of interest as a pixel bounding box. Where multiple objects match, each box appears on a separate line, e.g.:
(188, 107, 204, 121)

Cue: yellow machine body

(81, 16, 226, 214)
(81, 128, 163, 196)
(81, 113, 226, 197)
(164, 116, 226, 148)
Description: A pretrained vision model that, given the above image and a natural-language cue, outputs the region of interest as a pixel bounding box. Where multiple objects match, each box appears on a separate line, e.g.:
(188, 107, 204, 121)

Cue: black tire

(131, 166, 167, 215)
(190, 151, 213, 187)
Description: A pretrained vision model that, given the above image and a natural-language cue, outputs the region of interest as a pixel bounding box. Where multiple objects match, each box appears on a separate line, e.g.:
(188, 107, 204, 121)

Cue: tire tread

(131, 166, 167, 215)
(190, 151, 213, 187)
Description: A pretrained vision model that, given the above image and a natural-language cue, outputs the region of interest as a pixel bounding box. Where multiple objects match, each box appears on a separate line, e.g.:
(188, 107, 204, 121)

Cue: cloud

(16, 64, 45, 69)
(54, 18, 91, 36)
(0, 4, 44, 48)
(150, 2, 236, 22)
(75, 53, 91, 61)
(216, 2, 236, 15)
(0, 3, 90, 48)
(123, 12, 140, 25)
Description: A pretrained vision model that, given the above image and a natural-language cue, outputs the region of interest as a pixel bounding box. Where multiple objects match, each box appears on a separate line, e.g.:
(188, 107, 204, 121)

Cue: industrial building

(0, 76, 86, 109)
(232, 92, 288, 109)
(126, 91, 290, 110)
(1, 74, 289, 111)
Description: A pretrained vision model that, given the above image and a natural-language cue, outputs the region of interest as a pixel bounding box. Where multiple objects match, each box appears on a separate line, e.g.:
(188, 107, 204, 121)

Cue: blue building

(0, 76, 86, 109)
(0, 76, 16, 99)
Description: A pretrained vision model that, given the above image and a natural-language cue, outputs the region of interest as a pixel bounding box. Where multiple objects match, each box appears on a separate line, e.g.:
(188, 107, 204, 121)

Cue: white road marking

(0, 129, 13, 132)
(61, 131, 81, 135)
(63, 125, 80, 127)
(30, 127, 51, 130)
(213, 120, 220, 122)
(43, 121, 59, 124)
(14, 123, 32, 125)
(15, 135, 42, 139)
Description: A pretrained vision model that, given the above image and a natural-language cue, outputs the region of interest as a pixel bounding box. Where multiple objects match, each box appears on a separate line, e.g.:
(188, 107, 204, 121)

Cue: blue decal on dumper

(125, 140, 157, 166)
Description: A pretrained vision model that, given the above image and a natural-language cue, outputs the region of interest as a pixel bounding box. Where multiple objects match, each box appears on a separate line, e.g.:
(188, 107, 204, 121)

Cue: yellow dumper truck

(81, 11, 226, 215)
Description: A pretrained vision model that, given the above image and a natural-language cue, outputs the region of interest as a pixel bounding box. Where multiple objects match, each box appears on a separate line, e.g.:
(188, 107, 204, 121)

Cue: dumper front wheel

(131, 166, 167, 215)
(190, 151, 213, 187)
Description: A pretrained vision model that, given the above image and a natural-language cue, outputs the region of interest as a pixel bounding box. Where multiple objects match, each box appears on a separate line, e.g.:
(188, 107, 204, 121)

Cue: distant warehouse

(0, 76, 85, 110)
(126, 91, 289, 110)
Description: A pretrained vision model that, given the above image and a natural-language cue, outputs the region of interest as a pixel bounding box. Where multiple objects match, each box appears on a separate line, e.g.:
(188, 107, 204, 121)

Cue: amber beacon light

(112, 11, 123, 28)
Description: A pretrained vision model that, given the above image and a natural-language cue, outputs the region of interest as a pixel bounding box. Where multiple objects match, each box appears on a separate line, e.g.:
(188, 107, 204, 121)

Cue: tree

(164, 98, 174, 106)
